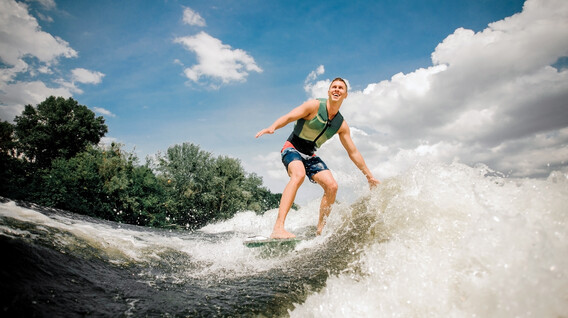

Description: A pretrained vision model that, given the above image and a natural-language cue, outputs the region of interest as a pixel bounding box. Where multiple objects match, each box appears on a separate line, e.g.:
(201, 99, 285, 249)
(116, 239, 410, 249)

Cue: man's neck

(327, 99, 341, 119)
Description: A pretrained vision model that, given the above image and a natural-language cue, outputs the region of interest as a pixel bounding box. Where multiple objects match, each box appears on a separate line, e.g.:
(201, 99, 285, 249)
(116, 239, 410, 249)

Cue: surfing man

(255, 77, 380, 239)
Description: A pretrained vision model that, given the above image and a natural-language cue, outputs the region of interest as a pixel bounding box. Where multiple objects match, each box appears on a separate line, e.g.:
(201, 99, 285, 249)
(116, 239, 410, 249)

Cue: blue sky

(1, 0, 567, 203)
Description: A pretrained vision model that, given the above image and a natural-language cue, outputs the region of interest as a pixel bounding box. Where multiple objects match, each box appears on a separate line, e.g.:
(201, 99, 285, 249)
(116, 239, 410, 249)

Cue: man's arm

(255, 100, 319, 138)
(338, 121, 380, 188)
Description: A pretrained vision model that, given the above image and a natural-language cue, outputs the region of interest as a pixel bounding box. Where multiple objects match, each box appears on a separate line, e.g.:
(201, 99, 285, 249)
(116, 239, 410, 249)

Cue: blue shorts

(281, 147, 329, 183)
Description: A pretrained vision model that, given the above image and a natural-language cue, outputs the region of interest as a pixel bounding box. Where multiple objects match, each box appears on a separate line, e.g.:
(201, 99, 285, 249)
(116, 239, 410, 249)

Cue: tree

(210, 156, 247, 218)
(96, 143, 166, 226)
(242, 172, 284, 213)
(0, 120, 16, 157)
(156, 142, 283, 228)
(39, 146, 109, 217)
(157, 143, 215, 227)
(0, 120, 23, 198)
(14, 96, 108, 168)
(38, 144, 168, 227)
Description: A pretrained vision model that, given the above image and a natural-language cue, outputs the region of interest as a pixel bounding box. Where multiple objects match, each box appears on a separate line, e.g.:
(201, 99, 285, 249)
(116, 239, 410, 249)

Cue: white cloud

(72, 68, 105, 84)
(335, 0, 568, 178)
(182, 7, 206, 27)
(0, 0, 104, 121)
(0, 80, 73, 120)
(174, 31, 262, 87)
(0, 0, 76, 68)
(304, 78, 330, 99)
(93, 107, 115, 118)
(305, 65, 325, 83)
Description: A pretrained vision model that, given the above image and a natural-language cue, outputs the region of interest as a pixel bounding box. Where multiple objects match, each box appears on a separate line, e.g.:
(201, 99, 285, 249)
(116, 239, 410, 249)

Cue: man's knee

(288, 162, 306, 186)
(325, 180, 338, 194)
(319, 177, 337, 195)
(290, 173, 305, 186)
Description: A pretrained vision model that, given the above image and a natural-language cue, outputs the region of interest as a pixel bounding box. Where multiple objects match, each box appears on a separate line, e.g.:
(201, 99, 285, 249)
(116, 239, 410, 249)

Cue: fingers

(255, 128, 273, 138)
(255, 130, 265, 138)
(368, 177, 381, 188)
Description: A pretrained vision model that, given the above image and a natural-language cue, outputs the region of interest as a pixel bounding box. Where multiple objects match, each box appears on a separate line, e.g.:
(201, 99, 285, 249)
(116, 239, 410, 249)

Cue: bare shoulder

(303, 99, 321, 110)
(297, 99, 321, 119)
(338, 120, 350, 135)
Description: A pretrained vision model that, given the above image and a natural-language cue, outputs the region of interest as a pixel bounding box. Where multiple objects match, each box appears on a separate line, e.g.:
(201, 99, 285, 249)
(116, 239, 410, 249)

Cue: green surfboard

(243, 236, 302, 248)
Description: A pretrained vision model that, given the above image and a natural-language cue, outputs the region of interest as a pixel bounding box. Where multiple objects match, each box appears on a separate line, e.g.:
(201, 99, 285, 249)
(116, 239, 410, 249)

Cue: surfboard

(243, 236, 302, 248)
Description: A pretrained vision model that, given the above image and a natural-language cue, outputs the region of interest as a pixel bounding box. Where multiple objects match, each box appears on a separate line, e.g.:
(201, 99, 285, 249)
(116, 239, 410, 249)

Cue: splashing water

(1, 162, 566, 317)
(292, 163, 568, 317)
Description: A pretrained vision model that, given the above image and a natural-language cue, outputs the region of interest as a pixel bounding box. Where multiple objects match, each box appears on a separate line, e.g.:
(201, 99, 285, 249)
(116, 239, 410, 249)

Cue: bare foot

(270, 228, 296, 239)
(316, 222, 325, 236)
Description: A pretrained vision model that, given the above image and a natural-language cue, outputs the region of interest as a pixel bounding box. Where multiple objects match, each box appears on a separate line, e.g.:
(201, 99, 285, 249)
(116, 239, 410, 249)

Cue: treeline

(0, 96, 281, 228)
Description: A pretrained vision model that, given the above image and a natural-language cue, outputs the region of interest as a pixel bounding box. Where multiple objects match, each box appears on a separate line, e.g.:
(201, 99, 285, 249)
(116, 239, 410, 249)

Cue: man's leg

(271, 160, 305, 239)
(312, 170, 338, 235)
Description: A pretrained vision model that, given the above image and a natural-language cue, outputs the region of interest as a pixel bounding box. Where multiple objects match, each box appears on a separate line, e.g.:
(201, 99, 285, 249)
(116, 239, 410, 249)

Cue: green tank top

(287, 98, 344, 155)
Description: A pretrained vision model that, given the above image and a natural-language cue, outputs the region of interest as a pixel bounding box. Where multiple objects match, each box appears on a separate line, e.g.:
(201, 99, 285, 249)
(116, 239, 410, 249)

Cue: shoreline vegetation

(1, 96, 285, 229)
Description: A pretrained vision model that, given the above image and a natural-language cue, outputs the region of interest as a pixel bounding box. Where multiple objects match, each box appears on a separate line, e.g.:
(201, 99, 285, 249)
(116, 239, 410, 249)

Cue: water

(1, 162, 567, 317)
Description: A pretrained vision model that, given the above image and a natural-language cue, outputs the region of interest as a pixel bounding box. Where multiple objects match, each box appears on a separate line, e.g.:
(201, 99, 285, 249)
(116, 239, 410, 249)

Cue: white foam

(0, 197, 324, 280)
(291, 162, 568, 317)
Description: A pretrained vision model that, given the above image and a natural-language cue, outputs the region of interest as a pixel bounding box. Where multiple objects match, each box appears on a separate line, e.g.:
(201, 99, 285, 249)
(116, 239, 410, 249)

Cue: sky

(1, 0, 567, 204)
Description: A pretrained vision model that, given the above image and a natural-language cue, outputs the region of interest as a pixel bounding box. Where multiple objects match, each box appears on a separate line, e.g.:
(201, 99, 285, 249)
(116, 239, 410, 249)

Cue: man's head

(328, 77, 348, 102)
(330, 77, 348, 92)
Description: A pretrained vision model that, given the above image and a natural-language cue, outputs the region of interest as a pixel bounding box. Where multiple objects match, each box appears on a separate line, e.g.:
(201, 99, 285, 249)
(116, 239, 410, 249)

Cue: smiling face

(328, 78, 348, 103)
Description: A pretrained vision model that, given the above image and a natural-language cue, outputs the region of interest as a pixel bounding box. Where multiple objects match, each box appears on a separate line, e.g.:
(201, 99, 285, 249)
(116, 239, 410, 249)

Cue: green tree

(39, 146, 110, 217)
(157, 143, 215, 227)
(0, 120, 16, 156)
(156, 142, 283, 228)
(242, 172, 284, 213)
(39, 144, 168, 227)
(210, 156, 247, 219)
(14, 96, 107, 168)
(0, 120, 24, 198)
(96, 143, 167, 226)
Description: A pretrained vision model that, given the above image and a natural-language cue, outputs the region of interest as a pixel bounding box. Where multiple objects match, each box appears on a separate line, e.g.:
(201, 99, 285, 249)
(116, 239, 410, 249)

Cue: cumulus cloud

(71, 68, 105, 84)
(305, 65, 325, 83)
(0, 0, 104, 121)
(93, 107, 115, 118)
(0, 0, 76, 73)
(0, 80, 73, 120)
(182, 7, 206, 27)
(338, 0, 568, 179)
(174, 31, 262, 88)
(254, 0, 568, 197)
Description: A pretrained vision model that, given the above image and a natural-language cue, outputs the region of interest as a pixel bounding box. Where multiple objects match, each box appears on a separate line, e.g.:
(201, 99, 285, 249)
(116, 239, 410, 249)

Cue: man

(256, 77, 380, 239)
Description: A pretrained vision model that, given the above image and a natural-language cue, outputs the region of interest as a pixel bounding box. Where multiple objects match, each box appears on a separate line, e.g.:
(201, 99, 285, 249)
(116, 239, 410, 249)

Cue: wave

(291, 162, 568, 317)
(1, 162, 567, 317)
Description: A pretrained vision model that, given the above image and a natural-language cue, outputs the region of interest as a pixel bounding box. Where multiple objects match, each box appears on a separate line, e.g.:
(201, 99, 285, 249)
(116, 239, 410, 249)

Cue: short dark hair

(330, 77, 348, 92)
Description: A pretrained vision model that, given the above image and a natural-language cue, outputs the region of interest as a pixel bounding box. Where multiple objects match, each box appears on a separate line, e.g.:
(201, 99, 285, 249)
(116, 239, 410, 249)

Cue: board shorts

(281, 142, 329, 183)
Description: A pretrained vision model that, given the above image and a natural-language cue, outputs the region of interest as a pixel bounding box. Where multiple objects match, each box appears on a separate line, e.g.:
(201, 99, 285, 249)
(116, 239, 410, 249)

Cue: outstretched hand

(255, 128, 274, 138)
(367, 176, 381, 189)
